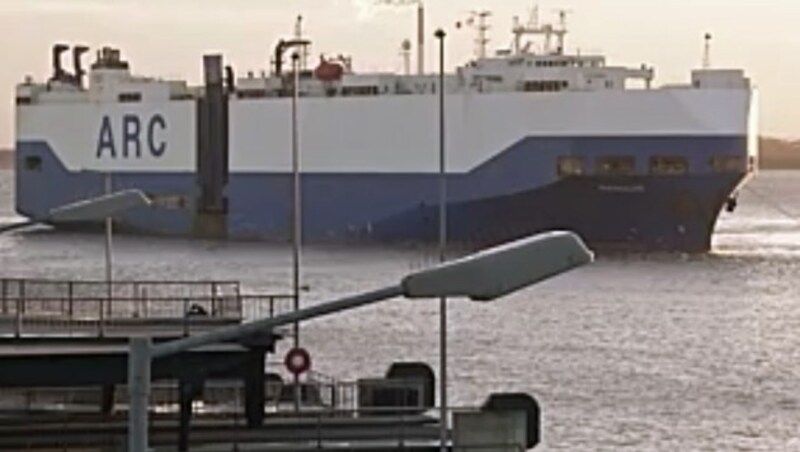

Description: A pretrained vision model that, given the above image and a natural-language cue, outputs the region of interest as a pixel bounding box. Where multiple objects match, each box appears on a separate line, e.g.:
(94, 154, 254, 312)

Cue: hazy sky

(2, 0, 799, 147)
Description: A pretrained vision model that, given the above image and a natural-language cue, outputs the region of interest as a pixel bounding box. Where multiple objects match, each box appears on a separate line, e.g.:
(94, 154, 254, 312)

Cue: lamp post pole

(103, 171, 113, 336)
(128, 337, 151, 452)
(434, 28, 448, 452)
(291, 51, 303, 413)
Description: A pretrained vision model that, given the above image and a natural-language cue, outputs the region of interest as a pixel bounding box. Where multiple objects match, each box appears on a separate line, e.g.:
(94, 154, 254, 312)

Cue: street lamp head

(434, 28, 446, 39)
(47, 189, 152, 223)
(401, 231, 593, 301)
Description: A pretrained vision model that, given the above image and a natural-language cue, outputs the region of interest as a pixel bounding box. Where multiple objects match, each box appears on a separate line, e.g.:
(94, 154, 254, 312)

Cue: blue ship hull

(15, 135, 750, 252)
(356, 174, 743, 252)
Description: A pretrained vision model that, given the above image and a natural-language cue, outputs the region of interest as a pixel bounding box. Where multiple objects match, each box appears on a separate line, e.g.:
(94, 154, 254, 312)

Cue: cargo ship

(13, 11, 757, 252)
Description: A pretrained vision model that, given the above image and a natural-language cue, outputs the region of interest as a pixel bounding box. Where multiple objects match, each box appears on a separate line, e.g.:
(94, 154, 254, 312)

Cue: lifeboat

(314, 57, 344, 82)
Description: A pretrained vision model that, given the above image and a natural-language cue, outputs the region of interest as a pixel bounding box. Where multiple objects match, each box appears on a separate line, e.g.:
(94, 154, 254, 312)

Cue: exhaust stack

(51, 43, 70, 81)
(72, 45, 89, 87)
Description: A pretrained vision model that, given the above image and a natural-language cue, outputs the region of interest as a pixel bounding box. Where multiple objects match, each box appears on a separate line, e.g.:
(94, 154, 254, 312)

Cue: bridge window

(650, 156, 689, 175)
(710, 155, 745, 173)
(597, 156, 635, 176)
(557, 156, 584, 177)
(523, 80, 569, 92)
(24, 156, 42, 171)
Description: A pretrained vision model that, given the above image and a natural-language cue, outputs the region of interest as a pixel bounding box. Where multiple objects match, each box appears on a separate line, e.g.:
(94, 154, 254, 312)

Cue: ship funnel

(72, 45, 89, 87)
(52, 43, 70, 81)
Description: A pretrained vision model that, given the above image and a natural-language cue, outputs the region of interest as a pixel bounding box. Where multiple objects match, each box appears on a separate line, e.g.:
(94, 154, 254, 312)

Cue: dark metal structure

(194, 54, 230, 238)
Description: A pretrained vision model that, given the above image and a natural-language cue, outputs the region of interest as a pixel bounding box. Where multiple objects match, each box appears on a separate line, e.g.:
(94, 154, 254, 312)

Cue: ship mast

(379, 0, 426, 74)
(465, 10, 492, 59)
(511, 6, 569, 55)
(554, 9, 571, 54)
(295, 15, 309, 70)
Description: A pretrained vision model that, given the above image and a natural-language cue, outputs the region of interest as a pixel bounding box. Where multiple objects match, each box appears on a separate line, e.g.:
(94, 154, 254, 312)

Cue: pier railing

(0, 385, 527, 451)
(0, 278, 294, 337)
(0, 364, 528, 451)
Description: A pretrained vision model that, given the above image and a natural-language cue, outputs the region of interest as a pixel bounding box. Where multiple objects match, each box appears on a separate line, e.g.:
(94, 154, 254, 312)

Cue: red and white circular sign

(284, 347, 312, 375)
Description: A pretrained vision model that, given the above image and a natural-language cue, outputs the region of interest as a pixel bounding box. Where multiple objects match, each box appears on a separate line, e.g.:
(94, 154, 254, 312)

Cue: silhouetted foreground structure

(0, 277, 542, 451)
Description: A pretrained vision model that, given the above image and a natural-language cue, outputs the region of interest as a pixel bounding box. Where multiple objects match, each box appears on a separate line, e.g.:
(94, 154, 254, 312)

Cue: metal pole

(434, 28, 448, 452)
(1, 279, 6, 315)
(128, 337, 152, 452)
(16, 280, 25, 337)
(102, 172, 112, 336)
(291, 52, 303, 412)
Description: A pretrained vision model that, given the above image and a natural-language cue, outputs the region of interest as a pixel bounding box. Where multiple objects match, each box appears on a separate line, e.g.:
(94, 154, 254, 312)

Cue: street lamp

(55, 187, 150, 335)
(1, 189, 152, 233)
(127, 230, 594, 451)
(82, 171, 115, 328)
(434, 26, 448, 452)
(1, 189, 152, 336)
(290, 50, 303, 413)
(104, 173, 113, 323)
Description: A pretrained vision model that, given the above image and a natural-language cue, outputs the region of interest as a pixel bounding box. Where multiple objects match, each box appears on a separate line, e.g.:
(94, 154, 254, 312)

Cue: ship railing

(0, 379, 415, 415)
(0, 278, 294, 337)
(0, 374, 428, 417)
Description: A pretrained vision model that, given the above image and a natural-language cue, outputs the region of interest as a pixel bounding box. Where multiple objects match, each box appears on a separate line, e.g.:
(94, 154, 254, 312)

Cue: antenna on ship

(511, 4, 538, 55)
(377, 0, 425, 74)
(465, 10, 492, 59)
(295, 15, 309, 70)
(553, 9, 571, 54)
(703, 33, 712, 69)
(513, 3, 572, 56)
(400, 39, 413, 75)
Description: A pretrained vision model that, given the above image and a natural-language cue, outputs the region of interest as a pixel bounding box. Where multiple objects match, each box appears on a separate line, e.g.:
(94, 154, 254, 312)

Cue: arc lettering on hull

(96, 114, 167, 159)
(16, 102, 195, 173)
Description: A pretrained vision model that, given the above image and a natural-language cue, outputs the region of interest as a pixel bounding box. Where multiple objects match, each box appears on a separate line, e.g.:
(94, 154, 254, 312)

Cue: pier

(0, 278, 540, 451)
